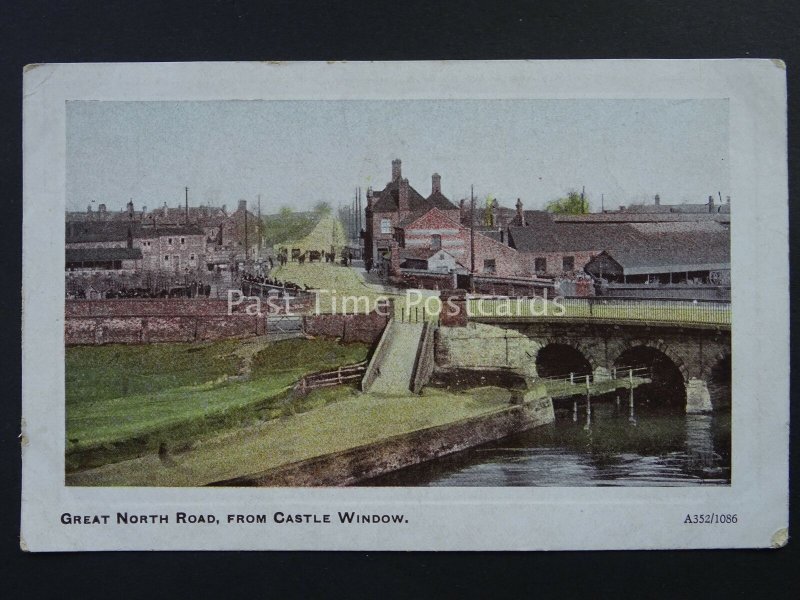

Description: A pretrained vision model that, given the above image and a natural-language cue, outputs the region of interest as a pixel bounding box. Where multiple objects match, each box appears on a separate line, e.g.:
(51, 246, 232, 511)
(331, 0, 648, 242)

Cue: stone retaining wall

(211, 397, 554, 487)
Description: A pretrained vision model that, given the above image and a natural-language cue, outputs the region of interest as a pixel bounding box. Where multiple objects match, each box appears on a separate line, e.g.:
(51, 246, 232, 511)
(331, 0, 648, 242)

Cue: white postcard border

(21, 60, 789, 551)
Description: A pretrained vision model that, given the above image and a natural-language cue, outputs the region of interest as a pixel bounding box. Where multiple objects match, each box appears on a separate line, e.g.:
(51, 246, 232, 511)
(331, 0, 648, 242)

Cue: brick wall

(65, 299, 263, 345)
(303, 309, 390, 344)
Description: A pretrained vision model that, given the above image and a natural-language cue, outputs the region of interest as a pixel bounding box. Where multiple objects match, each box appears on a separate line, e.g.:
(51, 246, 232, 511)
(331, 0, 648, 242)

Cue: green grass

(273, 216, 348, 254)
(66, 386, 514, 487)
(66, 338, 369, 471)
(66, 340, 243, 405)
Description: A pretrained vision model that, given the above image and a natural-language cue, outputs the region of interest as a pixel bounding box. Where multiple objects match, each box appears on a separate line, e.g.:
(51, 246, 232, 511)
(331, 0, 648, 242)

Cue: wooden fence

(294, 360, 369, 395)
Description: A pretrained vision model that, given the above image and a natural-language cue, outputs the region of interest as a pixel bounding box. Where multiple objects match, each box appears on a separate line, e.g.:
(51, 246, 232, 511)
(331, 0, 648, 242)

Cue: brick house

(364, 159, 461, 266)
(391, 207, 529, 278)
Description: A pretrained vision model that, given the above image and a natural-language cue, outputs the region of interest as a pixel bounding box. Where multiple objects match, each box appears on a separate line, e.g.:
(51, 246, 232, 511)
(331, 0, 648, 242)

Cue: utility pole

(470, 185, 475, 281)
(257, 194, 262, 256)
(601, 193, 604, 213)
(185, 186, 189, 224)
(244, 203, 249, 263)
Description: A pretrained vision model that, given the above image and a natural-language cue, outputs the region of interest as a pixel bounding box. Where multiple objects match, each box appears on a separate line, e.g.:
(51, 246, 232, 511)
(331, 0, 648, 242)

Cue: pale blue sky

(66, 99, 728, 213)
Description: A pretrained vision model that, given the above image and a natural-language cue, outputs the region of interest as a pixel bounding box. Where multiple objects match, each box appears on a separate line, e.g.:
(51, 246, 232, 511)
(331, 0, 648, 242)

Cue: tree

(313, 201, 332, 216)
(545, 190, 590, 214)
(482, 195, 496, 226)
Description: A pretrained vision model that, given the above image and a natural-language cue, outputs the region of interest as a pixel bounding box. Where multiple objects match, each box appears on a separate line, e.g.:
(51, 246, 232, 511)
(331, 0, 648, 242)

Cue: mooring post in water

(628, 368, 636, 425)
(570, 372, 574, 385)
(584, 397, 592, 429)
(573, 399, 578, 422)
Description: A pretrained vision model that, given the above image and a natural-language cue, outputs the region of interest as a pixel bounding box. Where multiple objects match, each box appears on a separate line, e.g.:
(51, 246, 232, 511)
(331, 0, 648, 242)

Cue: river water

(363, 401, 731, 487)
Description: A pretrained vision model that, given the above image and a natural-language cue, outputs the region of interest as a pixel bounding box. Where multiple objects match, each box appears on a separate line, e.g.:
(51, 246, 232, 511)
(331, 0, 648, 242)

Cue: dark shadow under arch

(536, 343, 592, 379)
(614, 345, 686, 406)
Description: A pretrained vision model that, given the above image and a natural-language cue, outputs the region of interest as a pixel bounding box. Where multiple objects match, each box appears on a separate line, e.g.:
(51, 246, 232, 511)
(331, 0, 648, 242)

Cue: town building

(364, 159, 461, 266)
(583, 221, 730, 286)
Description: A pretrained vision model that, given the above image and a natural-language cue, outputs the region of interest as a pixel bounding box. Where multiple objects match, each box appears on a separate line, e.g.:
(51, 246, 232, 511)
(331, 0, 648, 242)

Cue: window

(190, 254, 195, 261)
(483, 259, 496, 274)
(431, 234, 442, 250)
(164, 255, 169, 262)
(380, 218, 392, 234)
(562, 256, 575, 272)
(181, 237, 185, 245)
(168, 238, 173, 245)
(534, 257, 546, 273)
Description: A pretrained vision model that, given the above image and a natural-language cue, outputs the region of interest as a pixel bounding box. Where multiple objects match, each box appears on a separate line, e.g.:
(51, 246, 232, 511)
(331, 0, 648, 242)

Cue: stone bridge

(434, 316, 730, 413)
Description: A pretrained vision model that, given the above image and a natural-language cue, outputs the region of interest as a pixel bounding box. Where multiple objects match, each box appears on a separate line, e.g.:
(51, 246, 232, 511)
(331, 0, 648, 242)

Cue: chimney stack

(515, 198, 525, 227)
(432, 173, 441, 194)
(726, 195, 731, 204)
(366, 187, 374, 209)
(654, 194, 660, 206)
(398, 178, 410, 213)
(86, 204, 92, 213)
(391, 158, 402, 182)
(127, 200, 134, 218)
(238, 199, 247, 213)
(708, 195, 715, 213)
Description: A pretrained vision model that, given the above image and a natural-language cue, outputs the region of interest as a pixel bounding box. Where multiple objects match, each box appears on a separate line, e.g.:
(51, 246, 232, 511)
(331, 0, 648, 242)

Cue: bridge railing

(538, 365, 652, 385)
(466, 295, 730, 326)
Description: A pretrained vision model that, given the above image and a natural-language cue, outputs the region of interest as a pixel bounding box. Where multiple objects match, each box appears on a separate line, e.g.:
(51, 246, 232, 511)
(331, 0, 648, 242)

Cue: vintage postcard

(21, 60, 788, 550)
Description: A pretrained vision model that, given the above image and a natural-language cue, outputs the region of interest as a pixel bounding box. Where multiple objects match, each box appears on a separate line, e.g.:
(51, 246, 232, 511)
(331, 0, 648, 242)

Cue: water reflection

(362, 402, 731, 487)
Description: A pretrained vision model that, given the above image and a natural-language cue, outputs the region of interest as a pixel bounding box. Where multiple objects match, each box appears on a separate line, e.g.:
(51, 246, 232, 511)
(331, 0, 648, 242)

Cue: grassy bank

(66, 338, 369, 471)
(67, 386, 514, 487)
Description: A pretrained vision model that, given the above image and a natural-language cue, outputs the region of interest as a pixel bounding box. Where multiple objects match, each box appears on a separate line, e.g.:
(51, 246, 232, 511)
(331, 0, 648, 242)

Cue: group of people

(66, 282, 213, 300)
(241, 272, 308, 294)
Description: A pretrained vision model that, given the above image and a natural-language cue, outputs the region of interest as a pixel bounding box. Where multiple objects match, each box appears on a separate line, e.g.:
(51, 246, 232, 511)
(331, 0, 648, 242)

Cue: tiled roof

(425, 190, 459, 211)
(66, 247, 143, 262)
(66, 221, 138, 243)
(372, 179, 458, 213)
(508, 222, 644, 253)
(553, 212, 730, 224)
(66, 220, 206, 243)
(605, 229, 730, 274)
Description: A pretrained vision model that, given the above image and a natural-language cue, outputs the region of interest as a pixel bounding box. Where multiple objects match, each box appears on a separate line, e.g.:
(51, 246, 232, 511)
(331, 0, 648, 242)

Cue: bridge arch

(613, 343, 687, 406)
(535, 339, 595, 379)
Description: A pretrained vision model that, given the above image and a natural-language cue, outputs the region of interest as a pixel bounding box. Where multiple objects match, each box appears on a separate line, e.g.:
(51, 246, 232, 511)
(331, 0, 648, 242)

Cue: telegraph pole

(470, 185, 475, 280)
(244, 203, 249, 263)
(257, 194, 262, 255)
(184, 186, 189, 224)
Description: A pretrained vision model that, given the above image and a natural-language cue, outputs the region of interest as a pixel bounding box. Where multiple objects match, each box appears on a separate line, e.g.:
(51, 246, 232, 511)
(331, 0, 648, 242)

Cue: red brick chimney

(391, 158, 402, 182)
(399, 178, 410, 213)
(515, 198, 525, 227)
(432, 173, 441, 194)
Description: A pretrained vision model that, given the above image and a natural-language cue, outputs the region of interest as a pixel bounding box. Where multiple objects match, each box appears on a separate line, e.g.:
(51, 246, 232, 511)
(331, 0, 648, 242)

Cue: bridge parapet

(466, 296, 731, 328)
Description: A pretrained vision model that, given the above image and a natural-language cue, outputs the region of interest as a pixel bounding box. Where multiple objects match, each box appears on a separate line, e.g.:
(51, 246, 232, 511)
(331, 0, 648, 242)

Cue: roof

(508, 222, 644, 253)
(553, 212, 730, 224)
(66, 221, 138, 243)
(66, 247, 143, 262)
(66, 221, 206, 242)
(137, 224, 206, 237)
(371, 179, 458, 213)
(604, 230, 730, 274)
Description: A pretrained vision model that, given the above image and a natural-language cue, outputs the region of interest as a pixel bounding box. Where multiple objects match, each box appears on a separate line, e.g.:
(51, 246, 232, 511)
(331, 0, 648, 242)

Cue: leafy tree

(313, 201, 332, 216)
(483, 196, 496, 226)
(545, 190, 590, 214)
